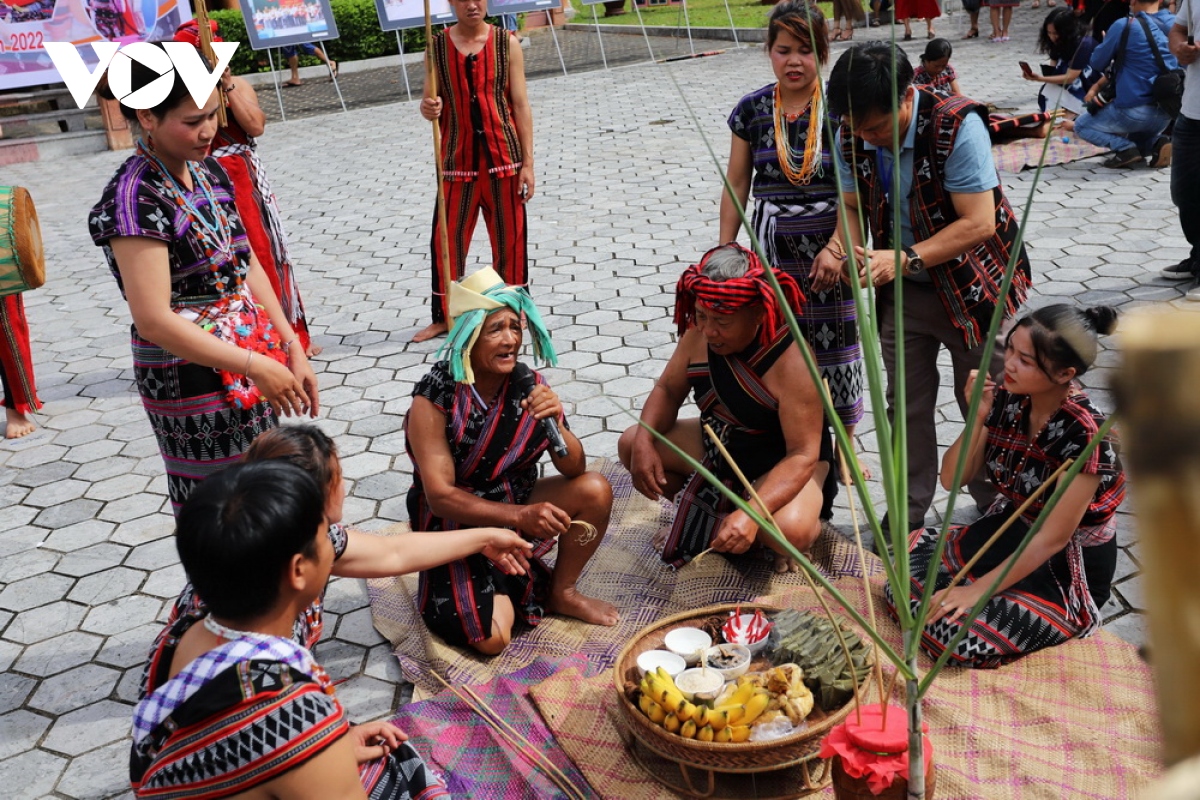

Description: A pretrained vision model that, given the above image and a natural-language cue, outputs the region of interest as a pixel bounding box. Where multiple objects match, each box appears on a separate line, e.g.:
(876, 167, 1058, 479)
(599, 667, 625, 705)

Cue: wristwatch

(903, 246, 926, 276)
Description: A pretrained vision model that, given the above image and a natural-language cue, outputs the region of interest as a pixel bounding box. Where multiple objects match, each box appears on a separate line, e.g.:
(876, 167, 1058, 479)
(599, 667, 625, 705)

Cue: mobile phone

(1019, 61, 1034, 75)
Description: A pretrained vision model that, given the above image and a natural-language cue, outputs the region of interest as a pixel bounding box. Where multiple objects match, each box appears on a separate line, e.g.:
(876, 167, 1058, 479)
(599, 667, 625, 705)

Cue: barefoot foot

(305, 343, 324, 358)
(547, 586, 620, 626)
(5, 407, 36, 439)
(412, 322, 448, 343)
(773, 552, 802, 574)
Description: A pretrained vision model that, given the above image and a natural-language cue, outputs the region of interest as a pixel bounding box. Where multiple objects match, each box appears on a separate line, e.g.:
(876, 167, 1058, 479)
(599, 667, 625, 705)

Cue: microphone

(512, 362, 569, 459)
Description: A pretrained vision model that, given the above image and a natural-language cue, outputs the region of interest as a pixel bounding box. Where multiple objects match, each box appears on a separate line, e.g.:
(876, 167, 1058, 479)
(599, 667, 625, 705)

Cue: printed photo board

(238, 0, 338, 51)
(0, 0, 191, 91)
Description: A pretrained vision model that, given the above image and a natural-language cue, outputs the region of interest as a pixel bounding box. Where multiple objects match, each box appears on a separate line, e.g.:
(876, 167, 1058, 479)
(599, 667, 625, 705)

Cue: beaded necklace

(773, 81, 825, 186)
(137, 138, 235, 291)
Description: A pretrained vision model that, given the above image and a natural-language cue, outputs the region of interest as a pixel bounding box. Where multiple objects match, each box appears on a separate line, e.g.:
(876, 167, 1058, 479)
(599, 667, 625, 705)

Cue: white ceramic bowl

(674, 667, 726, 702)
(703, 643, 752, 681)
(725, 613, 771, 654)
(636, 649, 688, 679)
(663, 628, 713, 665)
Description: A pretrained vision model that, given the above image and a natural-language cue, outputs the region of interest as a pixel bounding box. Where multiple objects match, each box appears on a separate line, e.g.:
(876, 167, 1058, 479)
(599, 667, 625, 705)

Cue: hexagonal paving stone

(41, 700, 133, 757)
(0, 709, 52, 760)
(54, 543, 130, 577)
(141, 564, 186, 599)
(55, 741, 135, 799)
(82, 594, 163, 637)
(29, 663, 122, 716)
(98, 492, 170, 525)
(13, 630, 104, 678)
(40, 519, 117, 553)
(109, 513, 174, 547)
(32, 498, 104, 530)
(332, 674, 399, 723)
(312, 639, 366, 682)
(0, 573, 75, 613)
(122, 537, 179, 571)
(22, 478, 90, 508)
(84, 473, 152, 503)
(0, 671, 36, 714)
(0, 546, 59, 585)
(0, 747, 68, 800)
(95, 623, 165, 670)
(4, 601, 88, 644)
(10, 459, 78, 489)
(335, 606, 387, 648)
(68, 567, 144, 606)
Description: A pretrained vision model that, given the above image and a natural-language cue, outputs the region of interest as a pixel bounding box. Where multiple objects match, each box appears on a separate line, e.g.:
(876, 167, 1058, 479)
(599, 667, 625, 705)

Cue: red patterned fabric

(0, 293, 41, 414)
(173, 19, 221, 46)
(674, 243, 805, 347)
(429, 26, 523, 181)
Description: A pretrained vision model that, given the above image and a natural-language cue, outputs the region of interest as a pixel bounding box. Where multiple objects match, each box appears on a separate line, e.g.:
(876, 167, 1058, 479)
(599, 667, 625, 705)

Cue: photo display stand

(578, 0, 610, 70)
(372, 0, 453, 103)
(238, 0, 346, 118)
(492, 0, 568, 76)
(629, 0, 658, 63)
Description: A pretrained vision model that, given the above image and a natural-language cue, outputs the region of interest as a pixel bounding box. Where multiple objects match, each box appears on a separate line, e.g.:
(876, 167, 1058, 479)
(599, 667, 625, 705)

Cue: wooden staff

(425, 2, 453, 324)
(1114, 310, 1200, 766)
(193, 0, 228, 127)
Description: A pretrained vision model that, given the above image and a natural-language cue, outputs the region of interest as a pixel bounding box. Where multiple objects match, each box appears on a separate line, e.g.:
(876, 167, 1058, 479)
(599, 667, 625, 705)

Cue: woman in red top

(416, 0, 535, 343)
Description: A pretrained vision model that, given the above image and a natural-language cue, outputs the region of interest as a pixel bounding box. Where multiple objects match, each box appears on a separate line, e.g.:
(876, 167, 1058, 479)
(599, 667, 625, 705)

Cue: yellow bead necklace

(773, 81, 824, 186)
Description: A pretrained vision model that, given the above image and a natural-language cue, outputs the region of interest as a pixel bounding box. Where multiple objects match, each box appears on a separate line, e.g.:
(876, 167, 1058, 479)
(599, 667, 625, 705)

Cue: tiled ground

(0, 13, 1179, 798)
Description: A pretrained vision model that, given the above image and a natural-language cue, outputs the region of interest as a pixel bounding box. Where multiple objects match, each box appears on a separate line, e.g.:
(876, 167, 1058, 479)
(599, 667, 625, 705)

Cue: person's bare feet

(413, 321, 448, 343)
(548, 586, 620, 626)
(305, 343, 324, 358)
(5, 407, 36, 439)
(773, 552, 802, 574)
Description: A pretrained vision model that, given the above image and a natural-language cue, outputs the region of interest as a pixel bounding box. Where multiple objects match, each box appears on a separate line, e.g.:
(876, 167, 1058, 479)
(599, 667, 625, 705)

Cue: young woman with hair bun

(88, 44, 319, 515)
(886, 304, 1126, 668)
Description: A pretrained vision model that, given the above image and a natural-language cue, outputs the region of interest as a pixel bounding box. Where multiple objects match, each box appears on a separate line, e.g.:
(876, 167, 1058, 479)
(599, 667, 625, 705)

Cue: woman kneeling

(886, 304, 1125, 668)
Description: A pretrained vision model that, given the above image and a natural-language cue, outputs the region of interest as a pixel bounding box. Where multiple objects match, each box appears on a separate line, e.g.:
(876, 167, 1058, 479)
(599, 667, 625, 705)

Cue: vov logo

(44, 41, 239, 111)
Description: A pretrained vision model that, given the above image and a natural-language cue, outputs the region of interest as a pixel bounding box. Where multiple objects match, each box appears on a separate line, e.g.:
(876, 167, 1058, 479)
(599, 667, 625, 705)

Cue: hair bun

(1083, 306, 1118, 336)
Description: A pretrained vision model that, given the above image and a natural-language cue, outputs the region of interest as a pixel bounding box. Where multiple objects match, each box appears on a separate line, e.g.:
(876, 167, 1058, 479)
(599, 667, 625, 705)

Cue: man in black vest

(812, 42, 1031, 535)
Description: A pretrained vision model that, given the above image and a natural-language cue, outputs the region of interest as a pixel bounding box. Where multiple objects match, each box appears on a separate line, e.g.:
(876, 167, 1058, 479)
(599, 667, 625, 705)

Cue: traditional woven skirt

(753, 197, 864, 428)
(133, 334, 275, 515)
(884, 511, 1111, 669)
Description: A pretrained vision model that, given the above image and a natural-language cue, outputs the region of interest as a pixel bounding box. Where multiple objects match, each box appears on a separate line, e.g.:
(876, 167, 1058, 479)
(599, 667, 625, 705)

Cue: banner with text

(0, 0, 192, 93)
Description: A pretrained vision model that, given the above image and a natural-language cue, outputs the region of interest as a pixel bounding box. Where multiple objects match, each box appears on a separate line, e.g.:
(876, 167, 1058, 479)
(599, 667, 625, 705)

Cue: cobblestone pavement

(0, 12, 1178, 798)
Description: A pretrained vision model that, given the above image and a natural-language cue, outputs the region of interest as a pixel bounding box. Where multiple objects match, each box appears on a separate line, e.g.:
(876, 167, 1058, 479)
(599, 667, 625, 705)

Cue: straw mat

(531, 577, 1163, 799)
(992, 134, 1108, 173)
(368, 458, 878, 698)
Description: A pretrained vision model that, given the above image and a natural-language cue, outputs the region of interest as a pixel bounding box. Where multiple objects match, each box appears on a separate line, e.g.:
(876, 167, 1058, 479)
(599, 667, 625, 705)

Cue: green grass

(569, 0, 835, 31)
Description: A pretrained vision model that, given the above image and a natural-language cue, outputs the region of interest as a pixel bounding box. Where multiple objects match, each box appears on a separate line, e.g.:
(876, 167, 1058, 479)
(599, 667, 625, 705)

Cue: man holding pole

(415, 0, 535, 343)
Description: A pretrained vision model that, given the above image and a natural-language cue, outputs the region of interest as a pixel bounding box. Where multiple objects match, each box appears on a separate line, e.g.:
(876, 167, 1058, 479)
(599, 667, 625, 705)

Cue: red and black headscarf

(173, 19, 222, 46)
(674, 243, 804, 346)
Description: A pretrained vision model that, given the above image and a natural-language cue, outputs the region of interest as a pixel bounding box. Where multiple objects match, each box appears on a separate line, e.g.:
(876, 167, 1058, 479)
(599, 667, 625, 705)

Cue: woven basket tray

(612, 603, 875, 774)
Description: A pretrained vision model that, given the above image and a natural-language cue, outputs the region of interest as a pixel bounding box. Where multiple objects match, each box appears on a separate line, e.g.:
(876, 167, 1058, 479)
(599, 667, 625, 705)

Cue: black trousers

(1171, 113, 1200, 268)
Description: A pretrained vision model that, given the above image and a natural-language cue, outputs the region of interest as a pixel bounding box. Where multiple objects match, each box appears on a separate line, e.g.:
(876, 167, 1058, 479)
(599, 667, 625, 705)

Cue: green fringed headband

(438, 268, 558, 384)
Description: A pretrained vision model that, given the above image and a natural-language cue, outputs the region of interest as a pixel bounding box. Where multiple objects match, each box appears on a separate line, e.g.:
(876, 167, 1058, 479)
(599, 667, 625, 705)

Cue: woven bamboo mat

(367, 458, 878, 699)
(531, 577, 1163, 799)
(992, 134, 1108, 173)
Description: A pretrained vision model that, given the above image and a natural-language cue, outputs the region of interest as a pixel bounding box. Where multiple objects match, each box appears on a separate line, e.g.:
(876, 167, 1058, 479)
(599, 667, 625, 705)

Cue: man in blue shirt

(816, 43, 1031, 535)
(1076, 0, 1178, 167)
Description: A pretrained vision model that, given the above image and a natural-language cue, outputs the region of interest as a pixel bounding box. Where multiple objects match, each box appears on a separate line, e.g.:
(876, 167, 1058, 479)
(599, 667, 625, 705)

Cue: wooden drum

(0, 186, 46, 297)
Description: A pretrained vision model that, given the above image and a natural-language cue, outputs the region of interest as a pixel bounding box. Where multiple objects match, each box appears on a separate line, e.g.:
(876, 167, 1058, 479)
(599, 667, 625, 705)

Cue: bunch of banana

(636, 668, 776, 743)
